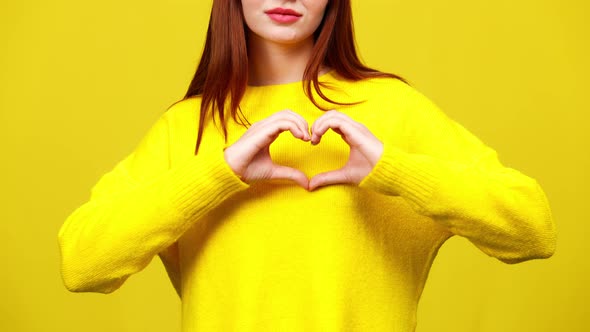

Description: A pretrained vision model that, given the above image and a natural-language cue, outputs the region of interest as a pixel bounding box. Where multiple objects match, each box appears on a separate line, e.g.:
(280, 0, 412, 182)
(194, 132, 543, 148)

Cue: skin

(242, 0, 329, 85)
(224, 0, 384, 191)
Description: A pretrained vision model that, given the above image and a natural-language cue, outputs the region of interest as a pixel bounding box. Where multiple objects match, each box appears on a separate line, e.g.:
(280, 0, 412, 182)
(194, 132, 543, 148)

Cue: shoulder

(333, 73, 453, 137)
(164, 96, 202, 119)
(159, 96, 203, 130)
(328, 72, 423, 104)
(361, 75, 425, 101)
(357, 75, 443, 117)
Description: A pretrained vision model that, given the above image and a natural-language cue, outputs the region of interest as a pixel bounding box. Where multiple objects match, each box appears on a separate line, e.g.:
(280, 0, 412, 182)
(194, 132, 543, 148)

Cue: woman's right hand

(223, 110, 311, 189)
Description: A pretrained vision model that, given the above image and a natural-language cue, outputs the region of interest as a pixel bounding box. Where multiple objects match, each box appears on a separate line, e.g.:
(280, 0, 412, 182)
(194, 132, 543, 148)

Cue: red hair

(182, 0, 405, 154)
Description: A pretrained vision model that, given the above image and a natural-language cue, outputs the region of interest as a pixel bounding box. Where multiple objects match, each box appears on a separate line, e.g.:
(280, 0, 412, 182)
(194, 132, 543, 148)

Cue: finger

(311, 116, 357, 146)
(257, 119, 308, 143)
(270, 165, 310, 190)
(267, 110, 310, 141)
(232, 118, 310, 174)
(283, 110, 311, 140)
(231, 121, 302, 166)
(329, 127, 351, 145)
(308, 168, 351, 191)
(310, 110, 348, 143)
(310, 115, 332, 145)
(258, 114, 309, 142)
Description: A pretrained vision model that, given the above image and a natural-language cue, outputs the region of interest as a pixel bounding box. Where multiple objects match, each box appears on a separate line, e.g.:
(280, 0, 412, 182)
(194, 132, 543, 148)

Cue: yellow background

(1, 0, 587, 330)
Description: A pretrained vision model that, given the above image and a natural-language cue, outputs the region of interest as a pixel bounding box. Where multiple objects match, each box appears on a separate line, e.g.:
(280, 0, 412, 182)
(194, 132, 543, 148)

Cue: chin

(267, 31, 306, 44)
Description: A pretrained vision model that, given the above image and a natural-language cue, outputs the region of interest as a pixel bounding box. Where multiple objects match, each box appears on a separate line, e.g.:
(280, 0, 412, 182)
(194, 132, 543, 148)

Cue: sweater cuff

(359, 145, 443, 213)
(161, 150, 249, 218)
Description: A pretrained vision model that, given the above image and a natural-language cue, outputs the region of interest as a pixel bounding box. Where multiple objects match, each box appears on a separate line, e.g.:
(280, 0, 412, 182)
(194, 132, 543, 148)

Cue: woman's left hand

(308, 110, 384, 191)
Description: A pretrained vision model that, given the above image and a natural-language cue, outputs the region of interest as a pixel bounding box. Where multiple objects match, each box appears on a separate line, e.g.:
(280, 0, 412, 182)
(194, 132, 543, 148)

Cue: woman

(58, 0, 557, 330)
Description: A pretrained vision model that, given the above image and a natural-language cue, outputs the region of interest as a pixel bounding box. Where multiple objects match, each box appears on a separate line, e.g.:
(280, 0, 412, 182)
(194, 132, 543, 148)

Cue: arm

(308, 86, 556, 264)
(359, 86, 557, 263)
(58, 112, 248, 293)
(58, 108, 312, 294)
(159, 241, 182, 298)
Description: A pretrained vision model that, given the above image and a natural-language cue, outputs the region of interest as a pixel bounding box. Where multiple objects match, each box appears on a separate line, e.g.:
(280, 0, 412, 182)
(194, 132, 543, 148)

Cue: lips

(264, 8, 302, 16)
(265, 7, 302, 24)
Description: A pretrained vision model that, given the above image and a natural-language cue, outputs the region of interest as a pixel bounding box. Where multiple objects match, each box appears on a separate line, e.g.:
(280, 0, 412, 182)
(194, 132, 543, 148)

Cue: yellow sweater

(58, 71, 556, 331)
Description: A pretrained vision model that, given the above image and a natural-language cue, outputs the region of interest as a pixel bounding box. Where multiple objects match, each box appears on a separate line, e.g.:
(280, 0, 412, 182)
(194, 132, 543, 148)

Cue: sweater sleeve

(359, 85, 557, 264)
(58, 111, 249, 293)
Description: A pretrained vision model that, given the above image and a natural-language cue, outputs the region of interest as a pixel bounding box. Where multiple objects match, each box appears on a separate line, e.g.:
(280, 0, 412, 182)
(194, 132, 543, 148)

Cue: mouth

(264, 7, 303, 24)
(264, 8, 302, 16)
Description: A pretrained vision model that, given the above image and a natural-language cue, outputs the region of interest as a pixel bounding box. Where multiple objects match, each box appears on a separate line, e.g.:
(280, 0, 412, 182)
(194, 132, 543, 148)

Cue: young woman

(58, 0, 557, 330)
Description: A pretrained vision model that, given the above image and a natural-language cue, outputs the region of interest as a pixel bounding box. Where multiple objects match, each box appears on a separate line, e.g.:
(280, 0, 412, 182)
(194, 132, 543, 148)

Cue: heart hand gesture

(223, 110, 311, 189)
(223, 110, 383, 191)
(308, 110, 383, 190)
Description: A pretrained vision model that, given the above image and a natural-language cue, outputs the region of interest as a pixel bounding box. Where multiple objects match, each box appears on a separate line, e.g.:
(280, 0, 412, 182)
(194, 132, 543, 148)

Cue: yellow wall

(1, 0, 587, 330)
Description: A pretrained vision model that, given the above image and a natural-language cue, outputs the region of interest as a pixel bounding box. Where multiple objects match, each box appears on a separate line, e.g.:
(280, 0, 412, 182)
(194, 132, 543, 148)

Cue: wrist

(223, 147, 242, 178)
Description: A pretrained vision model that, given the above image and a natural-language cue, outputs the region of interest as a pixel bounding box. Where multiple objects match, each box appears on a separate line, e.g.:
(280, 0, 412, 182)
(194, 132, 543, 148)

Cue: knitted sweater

(58, 71, 556, 331)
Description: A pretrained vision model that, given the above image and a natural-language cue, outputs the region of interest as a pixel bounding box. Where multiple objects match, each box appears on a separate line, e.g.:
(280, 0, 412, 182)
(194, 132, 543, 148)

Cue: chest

(222, 98, 408, 178)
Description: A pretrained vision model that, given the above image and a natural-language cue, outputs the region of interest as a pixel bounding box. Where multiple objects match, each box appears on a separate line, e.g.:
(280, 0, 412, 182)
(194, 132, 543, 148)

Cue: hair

(181, 0, 405, 154)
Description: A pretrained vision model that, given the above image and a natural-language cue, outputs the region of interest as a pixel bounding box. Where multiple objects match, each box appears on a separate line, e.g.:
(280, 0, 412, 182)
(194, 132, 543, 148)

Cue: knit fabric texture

(58, 71, 556, 331)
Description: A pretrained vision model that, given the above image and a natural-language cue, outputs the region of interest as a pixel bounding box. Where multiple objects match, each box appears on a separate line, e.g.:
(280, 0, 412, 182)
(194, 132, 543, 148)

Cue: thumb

(269, 165, 310, 190)
(308, 168, 351, 191)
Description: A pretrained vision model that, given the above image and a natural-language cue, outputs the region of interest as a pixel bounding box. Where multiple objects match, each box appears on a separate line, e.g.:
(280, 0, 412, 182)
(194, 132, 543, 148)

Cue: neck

(247, 34, 320, 86)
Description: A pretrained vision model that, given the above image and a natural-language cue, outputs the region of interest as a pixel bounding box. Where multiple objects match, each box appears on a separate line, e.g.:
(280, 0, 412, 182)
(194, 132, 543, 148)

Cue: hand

(308, 110, 384, 191)
(224, 110, 311, 189)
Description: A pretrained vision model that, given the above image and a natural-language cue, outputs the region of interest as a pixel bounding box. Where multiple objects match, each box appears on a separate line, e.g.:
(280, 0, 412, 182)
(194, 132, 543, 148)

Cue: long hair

(182, 0, 405, 154)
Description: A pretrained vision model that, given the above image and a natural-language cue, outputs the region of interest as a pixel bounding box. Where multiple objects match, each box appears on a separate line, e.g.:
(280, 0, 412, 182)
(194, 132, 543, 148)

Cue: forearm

(360, 145, 557, 263)
(58, 152, 247, 293)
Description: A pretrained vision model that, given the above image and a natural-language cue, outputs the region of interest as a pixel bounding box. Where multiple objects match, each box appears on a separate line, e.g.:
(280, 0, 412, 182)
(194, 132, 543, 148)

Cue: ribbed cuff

(161, 150, 249, 219)
(359, 145, 443, 213)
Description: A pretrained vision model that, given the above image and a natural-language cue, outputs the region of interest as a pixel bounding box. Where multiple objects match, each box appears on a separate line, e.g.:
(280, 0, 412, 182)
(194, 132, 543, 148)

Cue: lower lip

(267, 13, 301, 24)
